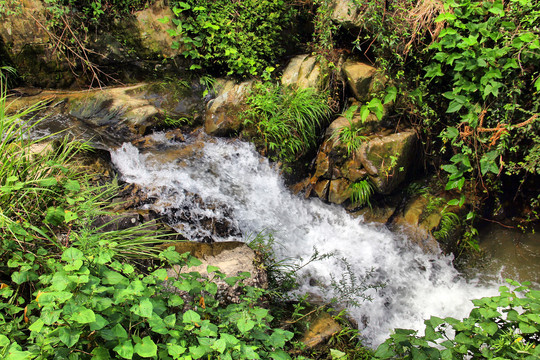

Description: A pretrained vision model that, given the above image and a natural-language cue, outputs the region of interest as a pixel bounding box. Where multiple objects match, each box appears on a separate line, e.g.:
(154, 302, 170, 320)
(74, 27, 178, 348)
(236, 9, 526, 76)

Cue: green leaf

(435, 12, 456, 22)
(61, 247, 84, 262)
(270, 350, 291, 360)
(73, 307, 96, 324)
(384, 86, 397, 104)
(480, 321, 498, 335)
(330, 349, 347, 359)
(64, 179, 80, 192)
(189, 345, 209, 359)
(424, 63, 444, 78)
(90, 314, 109, 331)
(519, 321, 538, 333)
(28, 319, 45, 333)
(221, 333, 240, 345)
(445, 177, 465, 191)
(64, 210, 78, 223)
(158, 16, 169, 24)
(134, 336, 157, 358)
(360, 105, 370, 123)
(168, 344, 186, 357)
(59, 327, 81, 347)
(374, 342, 396, 358)
(102, 270, 126, 285)
(131, 298, 153, 318)
(182, 309, 201, 324)
(39, 177, 58, 187)
(446, 127, 459, 140)
(114, 340, 134, 359)
(212, 338, 227, 353)
(480, 151, 499, 175)
(237, 318, 256, 333)
(45, 206, 65, 226)
(447, 99, 464, 113)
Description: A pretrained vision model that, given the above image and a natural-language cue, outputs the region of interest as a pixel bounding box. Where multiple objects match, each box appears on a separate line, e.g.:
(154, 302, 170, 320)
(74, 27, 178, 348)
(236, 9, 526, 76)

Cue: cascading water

(111, 133, 501, 346)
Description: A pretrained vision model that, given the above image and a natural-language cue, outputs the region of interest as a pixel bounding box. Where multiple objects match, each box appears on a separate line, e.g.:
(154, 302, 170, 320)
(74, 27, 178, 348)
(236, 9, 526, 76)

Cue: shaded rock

(328, 179, 351, 205)
(342, 60, 384, 101)
(165, 241, 268, 303)
(281, 54, 322, 89)
(205, 80, 253, 136)
(325, 116, 351, 138)
(330, 0, 362, 28)
(359, 131, 417, 194)
(301, 312, 341, 349)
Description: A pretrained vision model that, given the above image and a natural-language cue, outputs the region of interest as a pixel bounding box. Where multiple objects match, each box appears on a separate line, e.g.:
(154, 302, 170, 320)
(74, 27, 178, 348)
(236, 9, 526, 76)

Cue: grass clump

(242, 83, 331, 165)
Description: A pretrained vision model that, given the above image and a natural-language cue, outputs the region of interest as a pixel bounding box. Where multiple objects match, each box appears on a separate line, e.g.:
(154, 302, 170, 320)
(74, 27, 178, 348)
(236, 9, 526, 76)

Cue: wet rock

(281, 54, 322, 89)
(314, 151, 331, 179)
(390, 196, 442, 253)
(328, 179, 351, 205)
(165, 241, 268, 303)
(313, 180, 330, 200)
(205, 80, 253, 136)
(164, 191, 242, 242)
(359, 131, 417, 194)
(300, 312, 341, 349)
(342, 60, 385, 101)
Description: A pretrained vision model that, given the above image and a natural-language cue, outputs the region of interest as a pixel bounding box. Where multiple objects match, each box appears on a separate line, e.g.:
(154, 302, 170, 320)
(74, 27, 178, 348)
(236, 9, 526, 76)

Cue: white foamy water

(111, 135, 501, 346)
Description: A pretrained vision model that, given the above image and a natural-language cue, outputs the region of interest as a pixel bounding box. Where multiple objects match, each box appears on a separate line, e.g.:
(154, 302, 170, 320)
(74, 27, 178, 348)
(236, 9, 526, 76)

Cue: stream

(109, 132, 506, 346)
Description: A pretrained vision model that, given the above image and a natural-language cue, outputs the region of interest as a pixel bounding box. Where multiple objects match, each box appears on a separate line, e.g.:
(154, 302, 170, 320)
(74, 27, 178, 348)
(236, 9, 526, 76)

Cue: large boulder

(308, 123, 417, 205)
(281, 54, 322, 89)
(7, 83, 204, 146)
(204, 80, 253, 136)
(358, 131, 417, 194)
(342, 60, 385, 102)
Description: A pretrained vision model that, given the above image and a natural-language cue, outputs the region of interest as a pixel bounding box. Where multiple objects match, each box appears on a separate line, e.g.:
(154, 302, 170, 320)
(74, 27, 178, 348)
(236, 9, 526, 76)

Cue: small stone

(301, 312, 341, 349)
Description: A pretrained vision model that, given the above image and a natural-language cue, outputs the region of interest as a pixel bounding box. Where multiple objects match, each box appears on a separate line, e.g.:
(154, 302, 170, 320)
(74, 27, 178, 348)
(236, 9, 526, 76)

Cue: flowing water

(110, 133, 507, 346)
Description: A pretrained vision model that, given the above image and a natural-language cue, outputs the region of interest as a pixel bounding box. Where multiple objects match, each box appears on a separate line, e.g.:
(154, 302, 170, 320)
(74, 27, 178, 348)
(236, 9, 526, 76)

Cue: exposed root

(403, 0, 446, 55)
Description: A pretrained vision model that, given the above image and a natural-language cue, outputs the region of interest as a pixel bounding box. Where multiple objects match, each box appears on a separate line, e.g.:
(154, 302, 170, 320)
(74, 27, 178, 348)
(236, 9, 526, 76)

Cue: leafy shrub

(375, 280, 540, 359)
(163, 0, 297, 76)
(242, 83, 331, 164)
(425, 0, 540, 193)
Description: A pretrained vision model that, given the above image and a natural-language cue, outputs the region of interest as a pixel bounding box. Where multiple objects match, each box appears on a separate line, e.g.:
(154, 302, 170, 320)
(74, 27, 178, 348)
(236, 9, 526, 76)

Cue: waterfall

(111, 133, 500, 346)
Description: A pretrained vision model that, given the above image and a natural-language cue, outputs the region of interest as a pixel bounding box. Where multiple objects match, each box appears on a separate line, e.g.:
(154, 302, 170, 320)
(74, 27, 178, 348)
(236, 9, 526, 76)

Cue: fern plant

(349, 179, 375, 208)
(433, 209, 460, 242)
